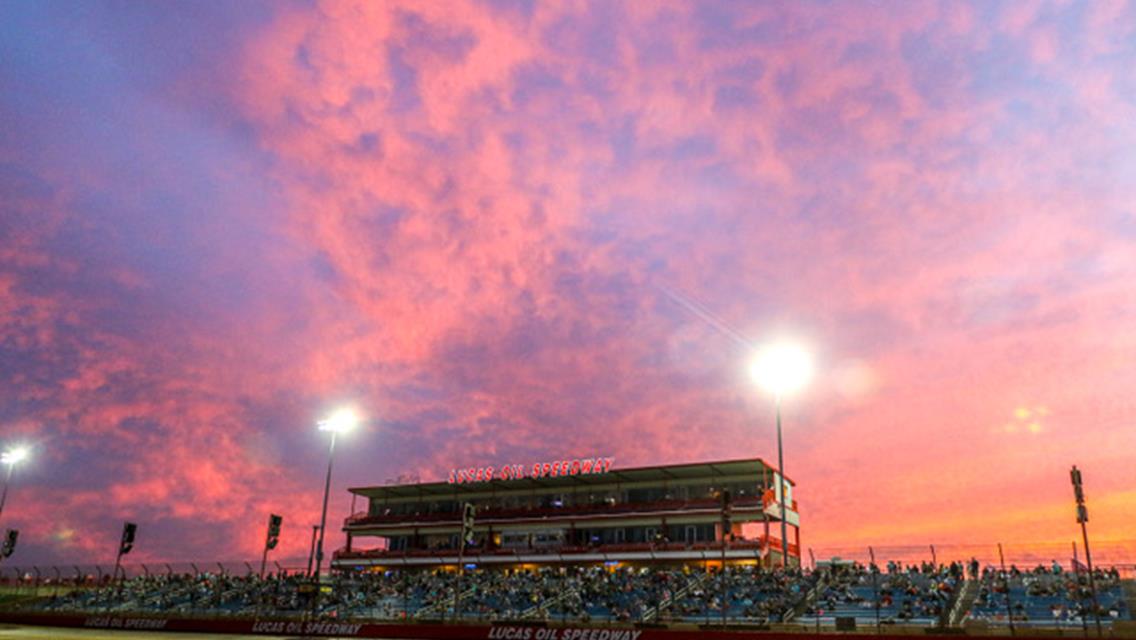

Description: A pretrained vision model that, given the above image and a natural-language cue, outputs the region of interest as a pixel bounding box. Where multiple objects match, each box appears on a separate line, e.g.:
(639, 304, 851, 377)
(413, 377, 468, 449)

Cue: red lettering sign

(445, 457, 615, 484)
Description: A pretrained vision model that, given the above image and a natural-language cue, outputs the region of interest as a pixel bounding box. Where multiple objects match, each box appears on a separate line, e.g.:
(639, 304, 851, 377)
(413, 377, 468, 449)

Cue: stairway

(645, 571, 711, 623)
(523, 585, 576, 620)
(1122, 580, 1136, 617)
(414, 584, 476, 620)
(948, 579, 979, 627)
(787, 573, 828, 623)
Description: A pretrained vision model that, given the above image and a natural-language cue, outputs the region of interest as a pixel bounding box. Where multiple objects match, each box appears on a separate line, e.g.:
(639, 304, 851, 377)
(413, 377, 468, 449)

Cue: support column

(793, 526, 800, 566)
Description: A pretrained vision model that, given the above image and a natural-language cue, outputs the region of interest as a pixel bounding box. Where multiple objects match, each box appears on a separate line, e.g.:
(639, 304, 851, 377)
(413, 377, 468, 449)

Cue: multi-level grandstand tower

(333, 458, 800, 570)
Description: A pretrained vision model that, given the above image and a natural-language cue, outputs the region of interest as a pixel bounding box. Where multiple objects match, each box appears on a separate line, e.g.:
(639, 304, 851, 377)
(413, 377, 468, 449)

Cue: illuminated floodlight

(1, 446, 29, 466)
(317, 408, 360, 434)
(750, 341, 814, 398)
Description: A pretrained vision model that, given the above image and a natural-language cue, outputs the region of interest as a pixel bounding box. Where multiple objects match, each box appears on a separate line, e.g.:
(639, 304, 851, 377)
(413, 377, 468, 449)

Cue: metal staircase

(414, 585, 476, 620)
(522, 585, 576, 620)
(948, 579, 979, 627)
(644, 571, 711, 622)
(787, 572, 829, 623)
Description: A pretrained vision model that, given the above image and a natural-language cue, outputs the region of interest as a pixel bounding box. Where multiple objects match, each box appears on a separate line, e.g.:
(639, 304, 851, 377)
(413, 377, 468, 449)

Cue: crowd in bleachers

(542, 566, 684, 621)
(4, 561, 1130, 627)
(800, 561, 959, 625)
(970, 562, 1129, 624)
(17, 565, 822, 624)
(669, 566, 810, 622)
(36, 571, 434, 618)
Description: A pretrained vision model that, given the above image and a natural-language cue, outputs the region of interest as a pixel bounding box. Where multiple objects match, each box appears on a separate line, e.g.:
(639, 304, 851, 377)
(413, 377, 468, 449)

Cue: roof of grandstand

(349, 458, 789, 499)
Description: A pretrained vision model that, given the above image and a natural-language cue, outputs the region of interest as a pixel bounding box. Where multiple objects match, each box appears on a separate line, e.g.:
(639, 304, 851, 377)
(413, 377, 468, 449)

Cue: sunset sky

(1, 1, 1134, 568)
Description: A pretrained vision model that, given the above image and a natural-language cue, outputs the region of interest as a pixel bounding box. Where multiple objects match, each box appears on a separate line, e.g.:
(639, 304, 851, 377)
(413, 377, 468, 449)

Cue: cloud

(0, 0, 1134, 566)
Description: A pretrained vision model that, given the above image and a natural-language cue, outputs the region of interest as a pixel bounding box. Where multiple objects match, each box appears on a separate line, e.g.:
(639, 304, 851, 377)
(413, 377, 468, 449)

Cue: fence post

(872, 547, 881, 632)
(998, 543, 1015, 636)
(1072, 541, 1090, 638)
(404, 572, 413, 622)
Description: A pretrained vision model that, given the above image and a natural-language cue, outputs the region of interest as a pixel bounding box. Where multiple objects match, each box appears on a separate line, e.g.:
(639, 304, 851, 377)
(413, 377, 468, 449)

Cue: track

(0, 625, 312, 639)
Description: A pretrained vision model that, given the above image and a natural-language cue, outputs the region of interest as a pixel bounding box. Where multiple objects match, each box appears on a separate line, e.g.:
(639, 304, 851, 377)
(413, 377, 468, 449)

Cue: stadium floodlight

(1, 446, 29, 467)
(1, 445, 31, 524)
(749, 341, 813, 399)
(313, 408, 361, 586)
(749, 340, 813, 568)
(317, 408, 359, 434)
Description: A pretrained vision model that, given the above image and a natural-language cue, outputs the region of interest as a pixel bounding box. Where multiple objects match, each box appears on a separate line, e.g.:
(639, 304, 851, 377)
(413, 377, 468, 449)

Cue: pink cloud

(1, 0, 1134, 567)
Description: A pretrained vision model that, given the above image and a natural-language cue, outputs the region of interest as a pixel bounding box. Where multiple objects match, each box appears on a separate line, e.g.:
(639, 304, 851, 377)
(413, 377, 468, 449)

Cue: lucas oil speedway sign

(490, 626, 643, 640)
(449, 456, 614, 484)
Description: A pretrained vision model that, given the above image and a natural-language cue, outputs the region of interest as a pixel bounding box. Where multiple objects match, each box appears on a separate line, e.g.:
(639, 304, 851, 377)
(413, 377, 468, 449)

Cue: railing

(346, 496, 764, 527)
(0, 557, 312, 592)
(808, 541, 1136, 577)
(334, 537, 777, 562)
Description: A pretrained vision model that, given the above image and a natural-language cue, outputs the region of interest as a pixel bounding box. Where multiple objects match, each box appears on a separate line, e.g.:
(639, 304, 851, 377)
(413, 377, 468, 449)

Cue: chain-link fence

(0, 556, 311, 593)
(807, 541, 1136, 578)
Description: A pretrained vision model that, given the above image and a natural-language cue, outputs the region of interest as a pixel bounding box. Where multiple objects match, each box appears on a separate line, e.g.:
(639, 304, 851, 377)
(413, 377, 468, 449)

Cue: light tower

(750, 341, 813, 567)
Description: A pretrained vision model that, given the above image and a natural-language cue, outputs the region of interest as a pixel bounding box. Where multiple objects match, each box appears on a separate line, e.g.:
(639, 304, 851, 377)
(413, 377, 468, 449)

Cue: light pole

(750, 341, 812, 568)
(0, 446, 30, 524)
(313, 409, 359, 584)
(307, 524, 319, 577)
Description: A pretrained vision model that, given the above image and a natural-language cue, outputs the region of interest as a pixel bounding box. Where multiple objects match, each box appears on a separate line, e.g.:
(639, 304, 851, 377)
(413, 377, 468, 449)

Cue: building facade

(333, 458, 800, 569)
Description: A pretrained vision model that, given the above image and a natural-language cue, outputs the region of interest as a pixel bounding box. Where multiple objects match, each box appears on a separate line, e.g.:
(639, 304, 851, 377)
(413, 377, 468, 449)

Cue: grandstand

(0, 457, 1134, 637)
(1, 560, 1132, 633)
(335, 458, 800, 569)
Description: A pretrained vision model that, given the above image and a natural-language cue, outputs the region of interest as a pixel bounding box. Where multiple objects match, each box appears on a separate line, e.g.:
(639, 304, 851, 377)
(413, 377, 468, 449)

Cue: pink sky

(1, 0, 1134, 567)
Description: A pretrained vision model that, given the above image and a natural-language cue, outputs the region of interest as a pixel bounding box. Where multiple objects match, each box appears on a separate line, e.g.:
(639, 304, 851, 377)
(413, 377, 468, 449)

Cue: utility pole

(455, 503, 476, 620)
(261, 514, 282, 579)
(306, 525, 319, 577)
(721, 489, 731, 627)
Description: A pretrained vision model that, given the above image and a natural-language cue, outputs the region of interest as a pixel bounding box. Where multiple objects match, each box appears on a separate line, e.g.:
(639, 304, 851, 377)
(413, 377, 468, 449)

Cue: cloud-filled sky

(1, 0, 1135, 567)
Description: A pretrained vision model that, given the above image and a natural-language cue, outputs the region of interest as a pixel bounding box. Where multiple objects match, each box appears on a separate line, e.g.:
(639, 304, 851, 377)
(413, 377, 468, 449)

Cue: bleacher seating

(969, 564, 1130, 625)
(4, 561, 1130, 628)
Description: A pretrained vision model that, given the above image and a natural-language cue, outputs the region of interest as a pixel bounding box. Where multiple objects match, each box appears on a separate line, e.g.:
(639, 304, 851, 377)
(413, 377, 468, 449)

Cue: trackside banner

(0, 613, 1086, 640)
(490, 626, 643, 640)
(81, 616, 365, 636)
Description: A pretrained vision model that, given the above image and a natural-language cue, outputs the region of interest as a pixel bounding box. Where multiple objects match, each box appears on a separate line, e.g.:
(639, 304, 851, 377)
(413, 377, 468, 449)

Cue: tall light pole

(313, 409, 359, 584)
(750, 341, 812, 568)
(0, 446, 30, 524)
